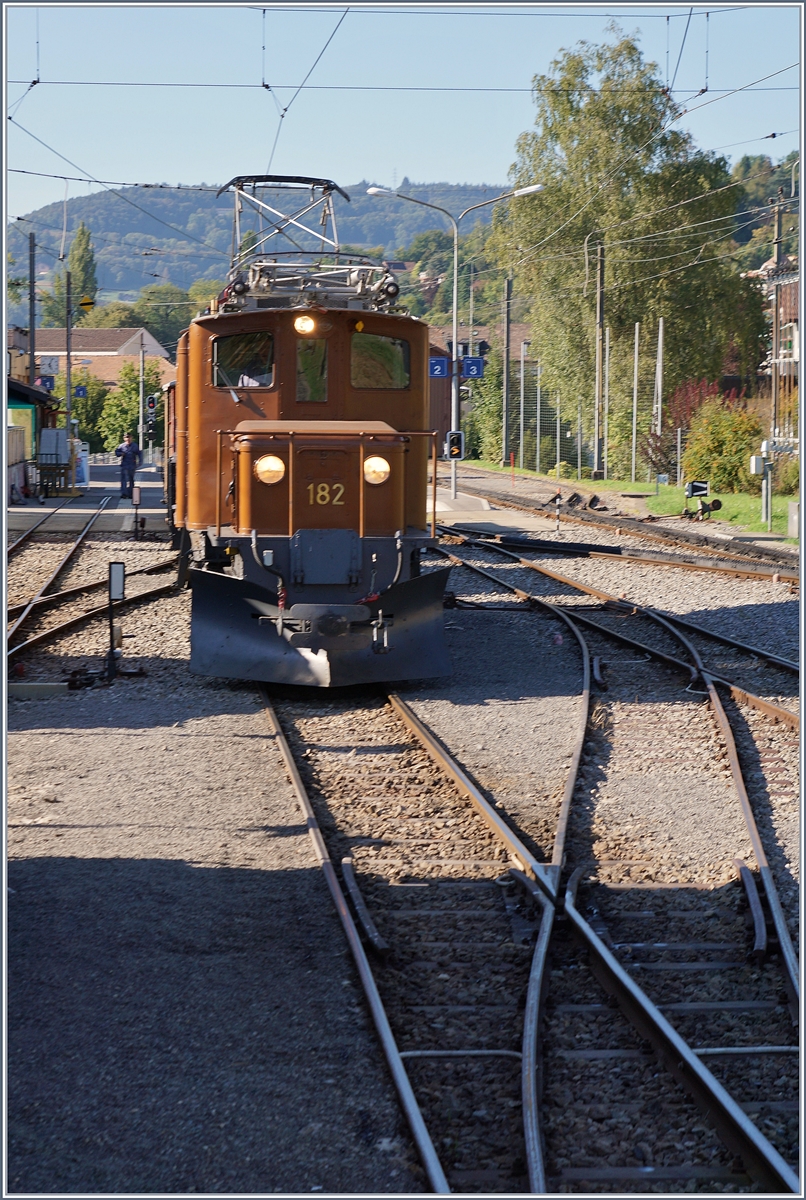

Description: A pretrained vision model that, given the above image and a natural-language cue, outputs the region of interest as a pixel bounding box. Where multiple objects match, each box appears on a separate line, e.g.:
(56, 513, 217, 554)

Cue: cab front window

(213, 331, 274, 388)
(296, 339, 328, 403)
(351, 333, 410, 389)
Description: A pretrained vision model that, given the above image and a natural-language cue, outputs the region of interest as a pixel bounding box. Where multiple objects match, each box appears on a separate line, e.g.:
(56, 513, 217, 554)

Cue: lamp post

(368, 183, 543, 499)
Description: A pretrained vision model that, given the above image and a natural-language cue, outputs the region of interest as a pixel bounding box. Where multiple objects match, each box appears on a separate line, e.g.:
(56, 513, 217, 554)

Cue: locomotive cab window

(351, 333, 410, 389)
(213, 331, 274, 388)
(296, 339, 328, 403)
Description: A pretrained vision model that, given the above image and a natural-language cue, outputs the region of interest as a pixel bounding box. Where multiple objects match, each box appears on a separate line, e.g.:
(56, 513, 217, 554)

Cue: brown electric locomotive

(165, 175, 452, 687)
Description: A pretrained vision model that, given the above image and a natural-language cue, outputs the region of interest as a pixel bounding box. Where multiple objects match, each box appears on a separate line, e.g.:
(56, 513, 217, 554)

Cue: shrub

(681, 399, 763, 494)
(777, 456, 799, 495)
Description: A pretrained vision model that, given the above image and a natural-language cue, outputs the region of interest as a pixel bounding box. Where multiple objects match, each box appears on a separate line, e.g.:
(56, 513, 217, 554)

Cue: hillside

(7, 179, 505, 308)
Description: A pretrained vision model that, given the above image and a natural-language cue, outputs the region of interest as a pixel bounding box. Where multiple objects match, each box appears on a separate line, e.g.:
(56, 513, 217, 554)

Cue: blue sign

(74, 385, 88, 398)
(429, 357, 449, 378)
(461, 356, 485, 378)
(36, 376, 55, 392)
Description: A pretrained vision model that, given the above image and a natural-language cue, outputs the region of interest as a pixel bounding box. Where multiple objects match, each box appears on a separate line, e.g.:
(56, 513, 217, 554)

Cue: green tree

(40, 222, 98, 326)
(682, 398, 763, 493)
(188, 278, 226, 310)
(79, 300, 138, 328)
(487, 27, 766, 479)
(132, 283, 193, 357)
(7, 253, 27, 304)
(97, 360, 164, 450)
(53, 367, 109, 452)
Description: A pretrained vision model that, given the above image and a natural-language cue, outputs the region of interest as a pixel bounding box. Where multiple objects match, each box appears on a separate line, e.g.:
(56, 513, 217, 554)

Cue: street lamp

(368, 183, 543, 499)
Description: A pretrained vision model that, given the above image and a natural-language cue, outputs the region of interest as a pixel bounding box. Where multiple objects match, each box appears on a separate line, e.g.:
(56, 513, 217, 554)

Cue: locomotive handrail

(214, 428, 439, 539)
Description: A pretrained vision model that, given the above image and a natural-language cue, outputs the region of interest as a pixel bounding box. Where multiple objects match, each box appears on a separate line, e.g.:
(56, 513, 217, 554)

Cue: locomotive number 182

(307, 482, 345, 505)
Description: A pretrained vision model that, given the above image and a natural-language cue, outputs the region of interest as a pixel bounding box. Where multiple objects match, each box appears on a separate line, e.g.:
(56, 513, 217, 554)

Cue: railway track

(439, 532, 799, 721)
(264, 688, 568, 1194)
(6, 498, 74, 557)
(396, 543, 799, 1192)
(7, 498, 112, 642)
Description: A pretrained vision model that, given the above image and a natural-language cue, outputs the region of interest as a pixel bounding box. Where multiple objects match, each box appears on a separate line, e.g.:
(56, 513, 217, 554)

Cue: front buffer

(189, 566, 453, 687)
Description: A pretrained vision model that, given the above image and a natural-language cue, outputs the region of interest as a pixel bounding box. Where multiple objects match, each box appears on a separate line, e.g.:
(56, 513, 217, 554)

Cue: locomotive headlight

(363, 455, 391, 485)
(294, 314, 316, 334)
(254, 454, 286, 485)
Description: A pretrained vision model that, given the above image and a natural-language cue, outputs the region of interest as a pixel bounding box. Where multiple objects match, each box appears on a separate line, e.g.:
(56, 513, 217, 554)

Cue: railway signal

(445, 430, 464, 460)
(685, 481, 709, 498)
(78, 294, 94, 313)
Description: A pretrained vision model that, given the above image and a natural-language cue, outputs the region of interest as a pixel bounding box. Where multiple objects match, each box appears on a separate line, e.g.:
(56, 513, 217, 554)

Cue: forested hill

(7, 179, 505, 297)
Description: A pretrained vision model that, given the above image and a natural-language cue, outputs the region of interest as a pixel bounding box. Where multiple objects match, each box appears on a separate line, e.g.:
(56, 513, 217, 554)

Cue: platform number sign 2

(429, 357, 449, 378)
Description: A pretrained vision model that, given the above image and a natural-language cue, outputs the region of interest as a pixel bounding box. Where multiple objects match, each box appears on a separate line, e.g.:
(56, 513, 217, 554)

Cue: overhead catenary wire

(266, 6, 350, 172)
(7, 78, 798, 94)
(8, 117, 229, 259)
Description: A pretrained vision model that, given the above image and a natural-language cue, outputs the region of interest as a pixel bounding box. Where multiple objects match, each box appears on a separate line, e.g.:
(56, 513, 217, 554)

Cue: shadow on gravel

(7, 855, 418, 1195)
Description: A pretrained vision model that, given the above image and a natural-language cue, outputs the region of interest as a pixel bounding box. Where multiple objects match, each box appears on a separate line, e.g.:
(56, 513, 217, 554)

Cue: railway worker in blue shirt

(115, 433, 142, 498)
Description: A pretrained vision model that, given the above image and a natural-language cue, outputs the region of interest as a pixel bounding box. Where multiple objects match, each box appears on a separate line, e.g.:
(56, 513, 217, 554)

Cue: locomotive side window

(213, 332, 274, 388)
(351, 333, 410, 389)
(296, 339, 328, 403)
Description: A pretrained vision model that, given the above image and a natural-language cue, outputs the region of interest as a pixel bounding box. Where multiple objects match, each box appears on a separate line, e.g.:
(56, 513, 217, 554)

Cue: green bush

(777, 456, 799, 495)
(681, 400, 763, 494)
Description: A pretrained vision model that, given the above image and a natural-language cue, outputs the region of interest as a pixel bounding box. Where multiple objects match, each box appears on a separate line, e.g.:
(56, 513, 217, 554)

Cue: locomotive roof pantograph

(214, 175, 401, 316)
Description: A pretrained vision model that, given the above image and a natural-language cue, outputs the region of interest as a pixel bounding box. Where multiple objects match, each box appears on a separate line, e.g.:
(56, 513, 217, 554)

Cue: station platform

(7, 464, 168, 537)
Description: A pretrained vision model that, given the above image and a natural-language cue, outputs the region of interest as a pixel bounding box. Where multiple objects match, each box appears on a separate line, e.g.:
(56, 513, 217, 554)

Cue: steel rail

(7, 498, 72, 556)
(639, 609, 800, 1005)
(7, 556, 179, 621)
(387, 693, 555, 900)
(261, 696, 451, 1195)
(443, 526, 799, 583)
(6, 580, 177, 661)
(388, 689, 592, 1194)
(440, 537, 800, 724)
(564, 868, 799, 1194)
(7, 497, 111, 642)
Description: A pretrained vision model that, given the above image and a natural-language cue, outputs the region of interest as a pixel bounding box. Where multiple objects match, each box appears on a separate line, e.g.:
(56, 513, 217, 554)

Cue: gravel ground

(7, 570, 426, 1194)
(406, 558, 583, 863)
(441, 539, 799, 714)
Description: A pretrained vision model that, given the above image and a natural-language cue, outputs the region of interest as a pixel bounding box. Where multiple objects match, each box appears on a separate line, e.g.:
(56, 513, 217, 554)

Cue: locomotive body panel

(168, 173, 451, 687)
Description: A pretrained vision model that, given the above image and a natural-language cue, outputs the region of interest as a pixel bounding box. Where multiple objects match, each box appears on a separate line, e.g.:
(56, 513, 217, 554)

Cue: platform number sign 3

(461, 357, 485, 378)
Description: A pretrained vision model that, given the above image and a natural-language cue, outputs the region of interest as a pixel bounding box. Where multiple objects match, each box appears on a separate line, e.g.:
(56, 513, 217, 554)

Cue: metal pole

(655, 317, 664, 436)
(593, 241, 604, 474)
(556, 399, 561, 480)
(677, 426, 683, 487)
(450, 217, 459, 500)
(139, 332, 145, 467)
(631, 322, 639, 483)
(577, 399, 582, 480)
(502, 276, 512, 466)
(772, 282, 780, 437)
(65, 270, 74, 491)
(28, 232, 36, 386)
(519, 340, 529, 470)
(535, 362, 542, 474)
(603, 325, 610, 480)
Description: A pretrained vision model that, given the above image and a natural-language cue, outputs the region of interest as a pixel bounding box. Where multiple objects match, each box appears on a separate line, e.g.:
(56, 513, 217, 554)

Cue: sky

(4, 3, 803, 219)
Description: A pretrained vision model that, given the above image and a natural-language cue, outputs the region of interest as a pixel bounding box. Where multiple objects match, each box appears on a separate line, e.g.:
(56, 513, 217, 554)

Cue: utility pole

(519, 340, 530, 469)
(28, 232, 36, 386)
(593, 241, 604, 476)
(603, 325, 610, 481)
(138, 332, 145, 457)
(631, 322, 640, 483)
(502, 276, 512, 464)
(65, 270, 75, 491)
(654, 317, 664, 436)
